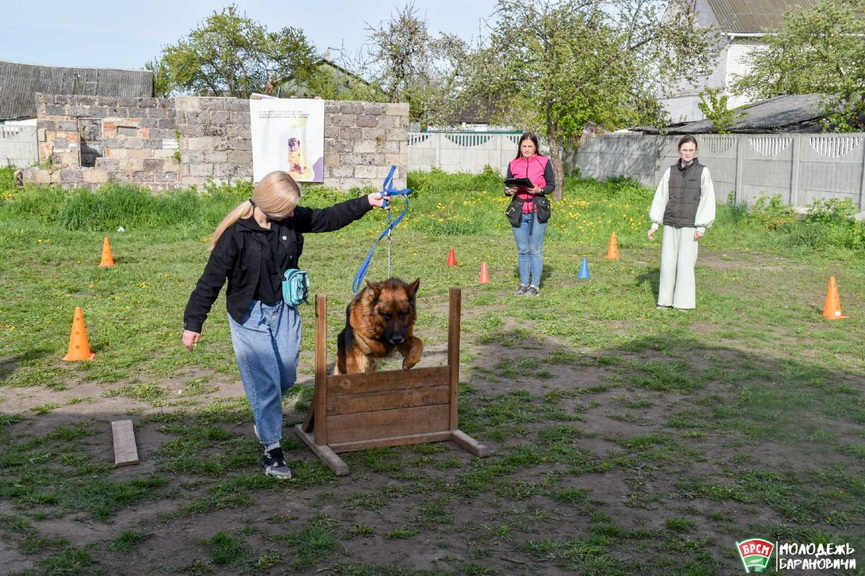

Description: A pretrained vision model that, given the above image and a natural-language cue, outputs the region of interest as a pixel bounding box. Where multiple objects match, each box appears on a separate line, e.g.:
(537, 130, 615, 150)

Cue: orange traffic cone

(99, 237, 115, 267)
(446, 248, 457, 267)
(605, 231, 620, 260)
(822, 276, 848, 320)
(479, 262, 490, 283)
(63, 307, 96, 361)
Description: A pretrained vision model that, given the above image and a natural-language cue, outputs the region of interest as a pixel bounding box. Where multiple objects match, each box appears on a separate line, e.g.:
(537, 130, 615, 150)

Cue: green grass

(0, 170, 863, 575)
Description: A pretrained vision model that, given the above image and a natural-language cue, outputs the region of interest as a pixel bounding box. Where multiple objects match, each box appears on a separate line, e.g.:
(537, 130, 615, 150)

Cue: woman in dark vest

(504, 132, 555, 296)
(647, 135, 716, 310)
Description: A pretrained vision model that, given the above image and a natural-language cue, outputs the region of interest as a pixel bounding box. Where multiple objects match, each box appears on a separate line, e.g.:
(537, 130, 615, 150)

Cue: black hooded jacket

(183, 197, 372, 332)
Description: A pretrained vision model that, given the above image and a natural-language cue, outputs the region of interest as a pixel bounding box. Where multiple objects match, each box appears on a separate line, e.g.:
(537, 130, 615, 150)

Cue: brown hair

(515, 132, 541, 159)
(209, 171, 301, 250)
(678, 135, 698, 150)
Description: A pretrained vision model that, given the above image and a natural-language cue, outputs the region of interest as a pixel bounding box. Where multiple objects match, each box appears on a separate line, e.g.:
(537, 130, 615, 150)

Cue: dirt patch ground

(1, 284, 863, 575)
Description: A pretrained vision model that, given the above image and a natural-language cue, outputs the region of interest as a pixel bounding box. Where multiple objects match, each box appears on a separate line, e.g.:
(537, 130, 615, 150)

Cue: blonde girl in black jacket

(182, 171, 384, 478)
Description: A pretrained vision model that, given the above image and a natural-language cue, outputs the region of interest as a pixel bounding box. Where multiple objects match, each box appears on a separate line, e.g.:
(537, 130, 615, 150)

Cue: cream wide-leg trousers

(658, 225, 699, 309)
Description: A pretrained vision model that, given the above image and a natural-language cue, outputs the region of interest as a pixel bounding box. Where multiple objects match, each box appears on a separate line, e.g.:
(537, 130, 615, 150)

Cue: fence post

(594, 136, 601, 179)
(735, 135, 745, 203)
(860, 137, 865, 211)
(790, 134, 801, 208)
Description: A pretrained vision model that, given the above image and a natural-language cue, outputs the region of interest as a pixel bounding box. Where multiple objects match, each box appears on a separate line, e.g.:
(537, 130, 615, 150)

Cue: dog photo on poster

(249, 97, 325, 183)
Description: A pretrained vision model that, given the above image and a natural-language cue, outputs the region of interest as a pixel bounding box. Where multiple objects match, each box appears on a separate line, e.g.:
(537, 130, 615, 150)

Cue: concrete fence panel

(797, 135, 865, 207)
(0, 125, 38, 167)
(577, 132, 865, 210)
(408, 132, 521, 175)
(741, 135, 795, 204)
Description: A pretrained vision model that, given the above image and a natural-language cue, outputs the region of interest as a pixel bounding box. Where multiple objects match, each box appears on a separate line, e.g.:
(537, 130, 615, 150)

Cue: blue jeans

(228, 300, 300, 445)
(512, 212, 548, 287)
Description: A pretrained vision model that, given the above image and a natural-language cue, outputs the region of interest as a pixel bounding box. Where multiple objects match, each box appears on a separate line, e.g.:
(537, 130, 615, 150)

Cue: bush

(407, 167, 502, 199)
(721, 191, 749, 226)
(0, 165, 16, 198)
(58, 184, 202, 231)
(750, 194, 796, 230)
(804, 197, 858, 225)
(785, 197, 865, 251)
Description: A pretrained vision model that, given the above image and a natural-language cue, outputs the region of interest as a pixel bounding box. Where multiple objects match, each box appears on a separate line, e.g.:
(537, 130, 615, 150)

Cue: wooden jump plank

(298, 288, 490, 476)
(327, 366, 449, 395)
(312, 294, 328, 442)
(111, 420, 139, 467)
(327, 385, 449, 416)
(326, 404, 450, 444)
(448, 287, 461, 430)
(294, 425, 349, 476)
(329, 431, 453, 453)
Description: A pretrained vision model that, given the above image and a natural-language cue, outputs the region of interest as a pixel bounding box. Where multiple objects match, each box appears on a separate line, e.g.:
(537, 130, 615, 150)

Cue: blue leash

(352, 165, 412, 292)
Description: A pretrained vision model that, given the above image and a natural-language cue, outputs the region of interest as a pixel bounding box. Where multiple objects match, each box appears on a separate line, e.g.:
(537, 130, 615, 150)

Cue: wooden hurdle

(294, 287, 489, 476)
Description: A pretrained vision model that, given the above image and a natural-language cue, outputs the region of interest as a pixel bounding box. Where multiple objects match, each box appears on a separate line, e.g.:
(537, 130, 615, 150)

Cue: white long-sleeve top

(649, 165, 717, 234)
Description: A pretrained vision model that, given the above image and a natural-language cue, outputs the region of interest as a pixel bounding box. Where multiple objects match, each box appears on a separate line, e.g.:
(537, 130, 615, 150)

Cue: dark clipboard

(505, 177, 533, 190)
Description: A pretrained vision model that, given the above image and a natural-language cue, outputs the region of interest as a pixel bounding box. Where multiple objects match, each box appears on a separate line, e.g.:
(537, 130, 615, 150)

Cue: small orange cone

(479, 262, 490, 283)
(446, 248, 457, 267)
(63, 307, 96, 361)
(605, 231, 620, 260)
(99, 237, 115, 267)
(822, 276, 848, 320)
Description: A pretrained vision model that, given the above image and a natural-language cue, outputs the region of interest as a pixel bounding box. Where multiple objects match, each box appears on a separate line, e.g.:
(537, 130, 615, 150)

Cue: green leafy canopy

(147, 4, 318, 98)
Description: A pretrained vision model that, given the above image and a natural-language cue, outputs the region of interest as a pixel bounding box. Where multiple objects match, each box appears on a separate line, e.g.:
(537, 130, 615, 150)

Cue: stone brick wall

(324, 101, 409, 190)
(25, 94, 180, 190)
(21, 95, 409, 192)
(175, 97, 253, 188)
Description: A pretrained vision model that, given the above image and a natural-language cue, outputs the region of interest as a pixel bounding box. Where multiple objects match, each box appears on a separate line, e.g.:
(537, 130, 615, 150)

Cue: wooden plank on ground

(111, 420, 139, 467)
(328, 366, 449, 395)
(327, 385, 449, 416)
(326, 404, 450, 444)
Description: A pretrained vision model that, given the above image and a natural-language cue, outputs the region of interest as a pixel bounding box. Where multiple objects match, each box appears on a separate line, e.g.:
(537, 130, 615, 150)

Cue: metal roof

(706, 0, 821, 33)
(0, 61, 153, 120)
(637, 94, 829, 134)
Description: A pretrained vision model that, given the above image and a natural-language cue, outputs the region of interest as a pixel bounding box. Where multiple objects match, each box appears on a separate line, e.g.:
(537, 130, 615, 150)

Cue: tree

(732, 0, 865, 131)
(149, 4, 318, 98)
(698, 87, 745, 133)
(454, 0, 715, 200)
(350, 2, 467, 124)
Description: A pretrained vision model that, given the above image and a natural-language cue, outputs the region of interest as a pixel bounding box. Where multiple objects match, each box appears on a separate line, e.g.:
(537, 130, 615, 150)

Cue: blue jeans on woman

(228, 300, 301, 445)
(512, 212, 548, 287)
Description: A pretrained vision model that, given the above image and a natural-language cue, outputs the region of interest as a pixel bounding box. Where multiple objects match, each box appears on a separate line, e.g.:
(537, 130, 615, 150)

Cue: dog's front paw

(399, 337, 423, 370)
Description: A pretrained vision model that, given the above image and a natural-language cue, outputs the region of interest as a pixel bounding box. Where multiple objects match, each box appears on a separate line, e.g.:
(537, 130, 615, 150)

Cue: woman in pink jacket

(505, 132, 555, 296)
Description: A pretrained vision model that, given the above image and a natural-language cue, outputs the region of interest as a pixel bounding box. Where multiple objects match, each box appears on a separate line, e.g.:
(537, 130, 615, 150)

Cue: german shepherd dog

(335, 278, 423, 374)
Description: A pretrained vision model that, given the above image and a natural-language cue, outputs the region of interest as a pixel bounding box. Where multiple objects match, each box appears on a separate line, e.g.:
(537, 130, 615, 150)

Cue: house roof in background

(636, 94, 829, 134)
(0, 61, 153, 120)
(706, 0, 820, 33)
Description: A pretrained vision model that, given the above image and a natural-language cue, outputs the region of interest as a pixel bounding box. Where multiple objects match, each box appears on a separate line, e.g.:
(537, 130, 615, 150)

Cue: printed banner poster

(250, 98, 324, 183)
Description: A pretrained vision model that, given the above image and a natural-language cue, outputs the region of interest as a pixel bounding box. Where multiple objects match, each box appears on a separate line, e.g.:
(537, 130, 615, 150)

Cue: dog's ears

(364, 280, 383, 298)
(406, 278, 420, 299)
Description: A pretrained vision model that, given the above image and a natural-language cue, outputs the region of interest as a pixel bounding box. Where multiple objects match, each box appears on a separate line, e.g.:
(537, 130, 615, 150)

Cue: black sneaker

(262, 447, 292, 479)
(515, 284, 529, 296)
(527, 285, 540, 296)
